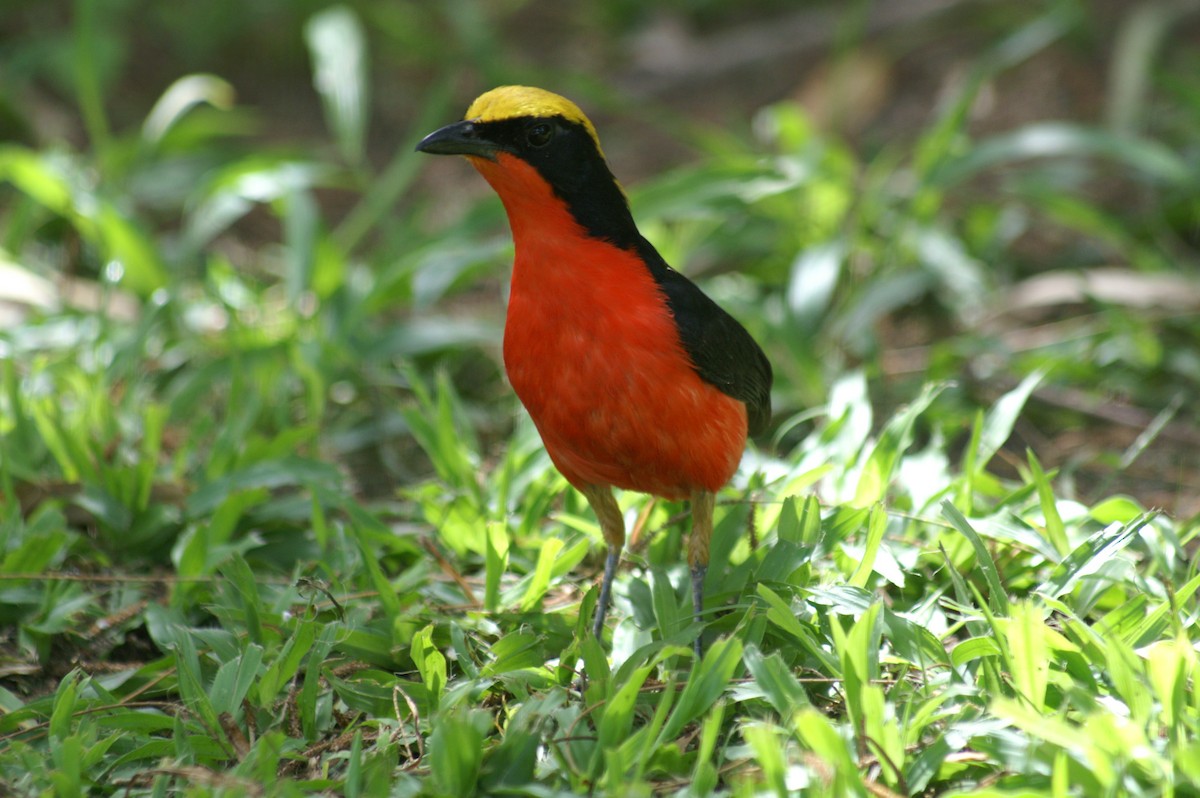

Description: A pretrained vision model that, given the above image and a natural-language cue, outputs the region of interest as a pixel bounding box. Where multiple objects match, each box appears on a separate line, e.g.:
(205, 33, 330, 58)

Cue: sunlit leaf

(142, 74, 236, 144)
(854, 382, 946, 506)
(787, 239, 845, 328)
(976, 370, 1045, 470)
(305, 5, 369, 167)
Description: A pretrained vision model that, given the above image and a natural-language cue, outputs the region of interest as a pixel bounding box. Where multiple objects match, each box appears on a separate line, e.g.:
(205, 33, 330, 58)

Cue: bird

(416, 86, 772, 655)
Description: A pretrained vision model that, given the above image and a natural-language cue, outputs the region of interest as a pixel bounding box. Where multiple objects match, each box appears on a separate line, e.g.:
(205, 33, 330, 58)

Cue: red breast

(470, 154, 748, 499)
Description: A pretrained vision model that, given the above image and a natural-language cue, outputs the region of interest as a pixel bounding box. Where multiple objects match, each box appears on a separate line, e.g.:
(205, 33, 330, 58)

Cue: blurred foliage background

(2, 0, 1197, 516)
(2, 0, 1200, 794)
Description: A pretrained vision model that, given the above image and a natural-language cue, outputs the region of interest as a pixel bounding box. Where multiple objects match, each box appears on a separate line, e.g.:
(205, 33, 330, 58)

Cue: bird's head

(416, 85, 606, 165)
(417, 86, 633, 243)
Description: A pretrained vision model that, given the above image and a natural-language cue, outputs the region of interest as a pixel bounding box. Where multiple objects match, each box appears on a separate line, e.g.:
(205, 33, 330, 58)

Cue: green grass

(2, 2, 1200, 796)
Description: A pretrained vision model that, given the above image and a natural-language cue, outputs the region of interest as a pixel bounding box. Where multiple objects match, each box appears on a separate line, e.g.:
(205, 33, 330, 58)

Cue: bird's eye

(525, 122, 553, 148)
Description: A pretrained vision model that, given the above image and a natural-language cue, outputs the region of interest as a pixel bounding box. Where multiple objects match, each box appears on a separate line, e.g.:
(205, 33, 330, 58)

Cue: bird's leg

(595, 547, 620, 642)
(689, 490, 715, 657)
(581, 485, 624, 641)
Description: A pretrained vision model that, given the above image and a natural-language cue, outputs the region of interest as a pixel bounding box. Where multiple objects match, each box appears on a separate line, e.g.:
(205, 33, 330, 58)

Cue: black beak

(415, 120, 499, 159)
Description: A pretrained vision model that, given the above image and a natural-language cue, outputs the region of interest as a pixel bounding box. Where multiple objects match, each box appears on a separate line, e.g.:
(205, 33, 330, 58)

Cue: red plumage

(472, 154, 748, 500)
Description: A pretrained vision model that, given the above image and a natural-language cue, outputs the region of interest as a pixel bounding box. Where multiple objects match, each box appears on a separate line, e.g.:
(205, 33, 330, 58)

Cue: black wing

(635, 237, 773, 436)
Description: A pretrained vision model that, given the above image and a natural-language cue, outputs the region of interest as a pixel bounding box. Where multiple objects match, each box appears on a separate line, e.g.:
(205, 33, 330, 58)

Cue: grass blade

(941, 500, 1009, 615)
(1006, 600, 1049, 711)
(848, 504, 886, 588)
(658, 637, 742, 742)
(854, 382, 946, 507)
(1026, 450, 1069, 557)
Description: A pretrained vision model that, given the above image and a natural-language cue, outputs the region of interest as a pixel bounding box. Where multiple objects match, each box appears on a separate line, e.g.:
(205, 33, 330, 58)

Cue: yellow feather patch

(465, 86, 604, 157)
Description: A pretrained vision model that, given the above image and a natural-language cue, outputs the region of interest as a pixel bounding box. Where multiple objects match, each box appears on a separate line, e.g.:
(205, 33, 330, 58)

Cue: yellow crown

(465, 86, 603, 156)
